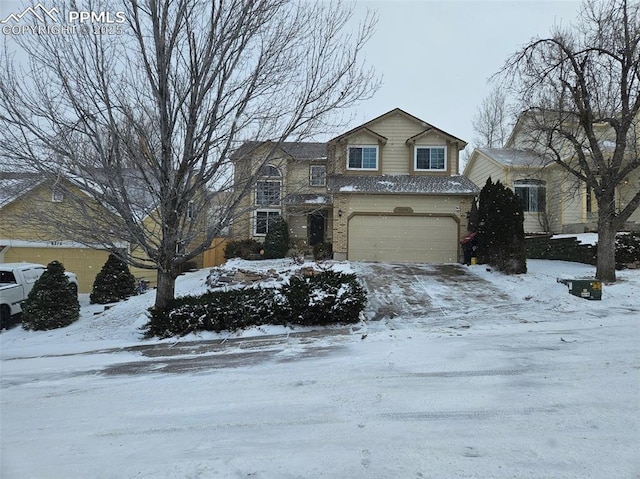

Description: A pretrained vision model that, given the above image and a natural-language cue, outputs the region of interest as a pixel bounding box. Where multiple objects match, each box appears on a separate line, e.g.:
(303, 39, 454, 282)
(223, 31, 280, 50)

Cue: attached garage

(348, 214, 459, 263)
(3, 245, 111, 293)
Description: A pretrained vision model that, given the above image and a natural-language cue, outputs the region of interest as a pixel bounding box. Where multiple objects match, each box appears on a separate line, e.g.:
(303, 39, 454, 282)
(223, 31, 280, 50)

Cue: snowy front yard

(1, 259, 639, 478)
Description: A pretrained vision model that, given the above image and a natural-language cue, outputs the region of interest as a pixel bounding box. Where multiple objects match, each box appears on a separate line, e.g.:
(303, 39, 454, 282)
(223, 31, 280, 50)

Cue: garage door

(348, 215, 458, 263)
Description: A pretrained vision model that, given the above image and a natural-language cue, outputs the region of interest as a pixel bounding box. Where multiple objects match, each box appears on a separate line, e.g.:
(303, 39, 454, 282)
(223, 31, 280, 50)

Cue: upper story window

(256, 164, 281, 206)
(514, 179, 546, 212)
(415, 146, 446, 171)
(256, 181, 281, 206)
(310, 165, 326, 186)
(347, 145, 378, 170)
(259, 165, 281, 177)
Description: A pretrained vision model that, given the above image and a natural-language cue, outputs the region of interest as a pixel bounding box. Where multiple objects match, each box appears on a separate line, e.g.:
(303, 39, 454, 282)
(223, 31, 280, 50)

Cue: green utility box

(557, 278, 602, 300)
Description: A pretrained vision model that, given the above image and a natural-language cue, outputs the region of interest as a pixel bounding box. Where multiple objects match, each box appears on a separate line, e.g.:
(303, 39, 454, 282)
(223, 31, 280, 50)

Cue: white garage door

(348, 215, 458, 263)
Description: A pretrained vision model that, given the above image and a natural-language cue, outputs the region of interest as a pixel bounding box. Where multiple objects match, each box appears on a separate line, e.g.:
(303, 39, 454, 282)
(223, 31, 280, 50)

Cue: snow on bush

(143, 270, 366, 338)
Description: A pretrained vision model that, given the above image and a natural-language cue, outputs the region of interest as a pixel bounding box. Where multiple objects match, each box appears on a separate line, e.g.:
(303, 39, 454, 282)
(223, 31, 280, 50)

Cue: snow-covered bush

(615, 232, 640, 268)
(90, 254, 136, 304)
(143, 271, 366, 338)
(279, 271, 366, 326)
(22, 261, 80, 331)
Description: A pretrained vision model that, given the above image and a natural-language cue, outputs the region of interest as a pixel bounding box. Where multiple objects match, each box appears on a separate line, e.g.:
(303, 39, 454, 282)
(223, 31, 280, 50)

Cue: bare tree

(0, 0, 378, 309)
(498, 0, 640, 282)
(471, 86, 512, 148)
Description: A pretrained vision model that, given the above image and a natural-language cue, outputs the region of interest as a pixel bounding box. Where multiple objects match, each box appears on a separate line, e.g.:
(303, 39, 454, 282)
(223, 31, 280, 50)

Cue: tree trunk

(154, 267, 177, 310)
(596, 198, 617, 283)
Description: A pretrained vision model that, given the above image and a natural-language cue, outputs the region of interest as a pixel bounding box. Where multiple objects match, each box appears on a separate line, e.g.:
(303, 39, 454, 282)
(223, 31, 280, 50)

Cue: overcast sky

(1, 0, 583, 150)
(345, 0, 582, 148)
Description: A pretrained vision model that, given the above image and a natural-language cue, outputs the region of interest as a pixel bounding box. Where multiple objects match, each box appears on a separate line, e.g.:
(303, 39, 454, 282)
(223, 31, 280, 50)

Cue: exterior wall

(464, 154, 506, 189)
(232, 147, 331, 245)
(3, 246, 110, 294)
(330, 111, 463, 177)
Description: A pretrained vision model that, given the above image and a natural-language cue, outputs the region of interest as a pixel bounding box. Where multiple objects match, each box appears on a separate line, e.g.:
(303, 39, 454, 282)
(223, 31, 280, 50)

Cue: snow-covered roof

(477, 148, 549, 167)
(0, 173, 44, 209)
(326, 175, 479, 195)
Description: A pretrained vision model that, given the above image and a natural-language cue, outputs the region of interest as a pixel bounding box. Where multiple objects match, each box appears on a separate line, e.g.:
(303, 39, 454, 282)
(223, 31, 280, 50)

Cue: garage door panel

(348, 215, 458, 263)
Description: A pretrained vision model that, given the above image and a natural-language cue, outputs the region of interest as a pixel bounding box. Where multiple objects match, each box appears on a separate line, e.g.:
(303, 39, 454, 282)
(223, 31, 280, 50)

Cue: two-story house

(231, 108, 479, 263)
(464, 112, 640, 234)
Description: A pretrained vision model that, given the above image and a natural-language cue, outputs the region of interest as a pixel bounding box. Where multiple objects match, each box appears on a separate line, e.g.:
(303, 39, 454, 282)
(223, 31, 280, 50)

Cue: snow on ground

(1, 258, 639, 478)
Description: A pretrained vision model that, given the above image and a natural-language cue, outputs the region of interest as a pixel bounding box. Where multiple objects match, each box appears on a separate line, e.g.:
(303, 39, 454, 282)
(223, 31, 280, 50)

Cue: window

(256, 181, 281, 206)
(255, 210, 280, 236)
(348, 146, 378, 170)
(310, 165, 326, 186)
(514, 179, 546, 212)
(415, 146, 446, 171)
(259, 165, 281, 177)
(52, 189, 64, 202)
(255, 164, 281, 206)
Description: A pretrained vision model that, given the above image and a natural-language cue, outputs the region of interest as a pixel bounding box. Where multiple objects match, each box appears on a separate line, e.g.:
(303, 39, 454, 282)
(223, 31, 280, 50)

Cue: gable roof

(231, 141, 327, 161)
(329, 108, 467, 149)
(475, 148, 549, 168)
(326, 174, 479, 196)
(0, 173, 45, 209)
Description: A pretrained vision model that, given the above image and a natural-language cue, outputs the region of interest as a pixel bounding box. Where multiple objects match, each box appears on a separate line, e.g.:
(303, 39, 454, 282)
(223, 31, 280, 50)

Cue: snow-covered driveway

(1, 260, 639, 478)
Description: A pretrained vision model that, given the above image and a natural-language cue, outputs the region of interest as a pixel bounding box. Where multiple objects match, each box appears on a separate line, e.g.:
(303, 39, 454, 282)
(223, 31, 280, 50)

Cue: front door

(308, 211, 326, 246)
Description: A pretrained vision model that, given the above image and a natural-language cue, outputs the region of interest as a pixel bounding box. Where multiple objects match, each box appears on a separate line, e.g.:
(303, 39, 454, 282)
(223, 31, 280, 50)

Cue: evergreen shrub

(477, 177, 527, 274)
(615, 232, 640, 268)
(22, 261, 80, 331)
(90, 254, 136, 304)
(312, 242, 333, 260)
(143, 271, 366, 338)
(263, 217, 289, 259)
(223, 239, 263, 259)
(280, 271, 366, 326)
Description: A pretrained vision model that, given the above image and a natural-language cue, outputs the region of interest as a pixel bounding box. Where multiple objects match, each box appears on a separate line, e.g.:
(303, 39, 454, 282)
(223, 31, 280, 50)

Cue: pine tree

(90, 254, 137, 304)
(263, 217, 290, 259)
(22, 261, 80, 330)
(477, 178, 527, 274)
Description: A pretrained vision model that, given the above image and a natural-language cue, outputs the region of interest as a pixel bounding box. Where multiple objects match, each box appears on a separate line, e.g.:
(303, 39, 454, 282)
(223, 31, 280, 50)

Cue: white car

(0, 263, 78, 327)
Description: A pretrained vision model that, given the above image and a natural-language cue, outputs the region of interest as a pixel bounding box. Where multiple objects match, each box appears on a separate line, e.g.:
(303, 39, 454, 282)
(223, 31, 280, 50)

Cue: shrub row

(525, 232, 640, 269)
(143, 270, 366, 338)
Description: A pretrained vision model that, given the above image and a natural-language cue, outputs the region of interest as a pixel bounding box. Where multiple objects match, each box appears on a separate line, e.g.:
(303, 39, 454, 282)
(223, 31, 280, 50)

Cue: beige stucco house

(231, 108, 479, 263)
(464, 148, 640, 235)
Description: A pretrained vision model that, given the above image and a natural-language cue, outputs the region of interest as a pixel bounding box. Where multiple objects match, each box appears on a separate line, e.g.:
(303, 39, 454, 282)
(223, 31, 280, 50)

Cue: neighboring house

(0, 173, 116, 293)
(464, 148, 640, 235)
(0, 171, 213, 292)
(231, 108, 479, 263)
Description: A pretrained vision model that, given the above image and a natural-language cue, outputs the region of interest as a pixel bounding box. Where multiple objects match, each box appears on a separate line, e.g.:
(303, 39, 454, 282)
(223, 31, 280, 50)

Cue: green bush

(22, 261, 80, 331)
(477, 177, 527, 274)
(90, 254, 136, 304)
(224, 239, 263, 259)
(143, 270, 366, 338)
(263, 217, 289, 259)
(280, 271, 366, 326)
(312, 242, 333, 260)
(615, 232, 640, 268)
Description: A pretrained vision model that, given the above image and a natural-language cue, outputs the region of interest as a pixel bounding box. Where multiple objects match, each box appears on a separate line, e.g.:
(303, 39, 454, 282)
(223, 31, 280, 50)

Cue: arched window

(514, 179, 546, 212)
(259, 165, 281, 177)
